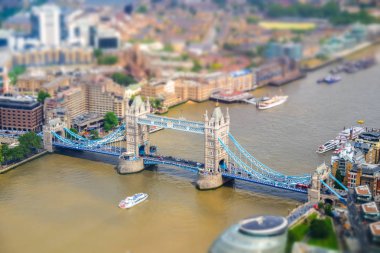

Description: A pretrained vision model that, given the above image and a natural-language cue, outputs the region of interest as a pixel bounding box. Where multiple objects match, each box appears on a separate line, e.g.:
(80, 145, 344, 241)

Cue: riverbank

(0, 150, 48, 174)
(301, 39, 380, 71)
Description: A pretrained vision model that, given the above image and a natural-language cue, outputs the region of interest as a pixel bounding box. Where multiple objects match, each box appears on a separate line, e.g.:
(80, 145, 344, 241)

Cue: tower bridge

(43, 95, 315, 195)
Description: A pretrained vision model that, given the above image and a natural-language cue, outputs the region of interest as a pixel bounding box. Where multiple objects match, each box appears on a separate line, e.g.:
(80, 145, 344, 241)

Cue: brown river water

(1, 46, 380, 253)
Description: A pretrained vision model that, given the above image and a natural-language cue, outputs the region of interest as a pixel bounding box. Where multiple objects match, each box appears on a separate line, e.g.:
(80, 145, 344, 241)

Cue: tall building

(31, 4, 63, 47)
(45, 75, 126, 128)
(0, 95, 43, 132)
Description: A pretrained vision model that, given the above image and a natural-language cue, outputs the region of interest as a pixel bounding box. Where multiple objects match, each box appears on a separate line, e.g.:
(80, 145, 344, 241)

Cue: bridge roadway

(52, 140, 309, 194)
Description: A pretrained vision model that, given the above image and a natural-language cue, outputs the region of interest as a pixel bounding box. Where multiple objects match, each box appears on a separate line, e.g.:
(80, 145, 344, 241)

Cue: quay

(0, 151, 48, 174)
(210, 90, 253, 104)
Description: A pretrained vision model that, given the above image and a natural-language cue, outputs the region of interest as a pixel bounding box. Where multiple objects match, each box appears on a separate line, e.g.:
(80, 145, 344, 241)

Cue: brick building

(0, 96, 43, 132)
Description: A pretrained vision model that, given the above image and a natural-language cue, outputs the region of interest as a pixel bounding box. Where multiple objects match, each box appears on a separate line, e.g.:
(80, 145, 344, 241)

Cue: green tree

(0, 144, 3, 164)
(1, 144, 9, 164)
(90, 130, 99, 140)
(18, 132, 42, 153)
(70, 128, 78, 134)
(104, 112, 119, 132)
(324, 203, 333, 216)
(334, 169, 345, 190)
(150, 98, 163, 109)
(163, 44, 174, 52)
(8, 66, 26, 86)
(98, 55, 118, 65)
(310, 219, 329, 239)
(111, 72, 136, 86)
(137, 5, 148, 13)
(191, 60, 202, 72)
(93, 48, 103, 58)
(37, 90, 51, 103)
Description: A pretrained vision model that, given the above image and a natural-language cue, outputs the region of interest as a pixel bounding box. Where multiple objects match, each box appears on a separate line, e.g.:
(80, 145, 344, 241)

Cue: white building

(32, 4, 62, 47)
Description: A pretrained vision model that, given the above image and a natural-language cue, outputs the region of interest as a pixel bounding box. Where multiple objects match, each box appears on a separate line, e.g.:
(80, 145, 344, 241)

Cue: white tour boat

(119, 193, 148, 209)
(337, 127, 364, 140)
(257, 95, 288, 110)
(316, 139, 339, 154)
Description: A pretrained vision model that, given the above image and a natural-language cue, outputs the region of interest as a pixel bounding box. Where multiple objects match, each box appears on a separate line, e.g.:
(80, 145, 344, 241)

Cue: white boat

(119, 193, 148, 209)
(337, 127, 364, 140)
(316, 139, 339, 153)
(257, 96, 288, 110)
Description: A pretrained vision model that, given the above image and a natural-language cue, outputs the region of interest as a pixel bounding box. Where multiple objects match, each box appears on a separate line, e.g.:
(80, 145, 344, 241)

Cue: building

(355, 185, 373, 203)
(0, 95, 43, 132)
(369, 221, 380, 243)
(31, 4, 64, 47)
(265, 42, 303, 61)
(0, 50, 12, 93)
(349, 164, 380, 200)
(95, 26, 120, 50)
(362, 202, 380, 221)
(12, 46, 94, 67)
(45, 75, 126, 128)
(209, 215, 288, 253)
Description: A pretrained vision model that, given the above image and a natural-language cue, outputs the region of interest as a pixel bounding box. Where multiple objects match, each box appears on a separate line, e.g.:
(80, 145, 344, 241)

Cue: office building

(0, 95, 43, 132)
(31, 4, 63, 47)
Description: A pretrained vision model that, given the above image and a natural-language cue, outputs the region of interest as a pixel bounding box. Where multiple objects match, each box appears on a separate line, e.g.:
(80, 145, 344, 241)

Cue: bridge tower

(196, 106, 230, 190)
(42, 118, 66, 152)
(117, 96, 150, 174)
(308, 163, 331, 203)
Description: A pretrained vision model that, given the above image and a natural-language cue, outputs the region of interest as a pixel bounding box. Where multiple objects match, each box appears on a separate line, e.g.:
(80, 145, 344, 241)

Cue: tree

(310, 219, 329, 239)
(90, 130, 99, 140)
(98, 55, 118, 65)
(93, 48, 103, 58)
(104, 112, 119, 132)
(37, 90, 51, 103)
(334, 169, 345, 190)
(1, 144, 9, 164)
(150, 98, 163, 109)
(111, 72, 136, 86)
(8, 66, 26, 86)
(324, 203, 333, 216)
(18, 132, 42, 153)
(70, 128, 78, 134)
(137, 5, 148, 13)
(191, 60, 202, 72)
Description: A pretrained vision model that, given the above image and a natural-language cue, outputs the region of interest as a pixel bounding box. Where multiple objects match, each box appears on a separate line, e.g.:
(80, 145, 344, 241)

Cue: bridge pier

(196, 173, 224, 190)
(116, 157, 144, 174)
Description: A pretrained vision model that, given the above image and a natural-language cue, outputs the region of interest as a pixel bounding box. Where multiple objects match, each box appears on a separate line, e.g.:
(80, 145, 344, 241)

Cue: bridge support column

(196, 106, 230, 190)
(43, 125, 53, 152)
(116, 157, 144, 174)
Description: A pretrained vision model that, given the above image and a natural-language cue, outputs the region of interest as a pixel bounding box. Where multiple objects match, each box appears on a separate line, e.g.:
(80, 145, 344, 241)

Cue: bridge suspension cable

(227, 133, 311, 182)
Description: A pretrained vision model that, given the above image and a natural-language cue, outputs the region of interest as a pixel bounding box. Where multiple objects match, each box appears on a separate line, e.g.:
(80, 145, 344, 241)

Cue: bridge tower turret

(117, 95, 150, 174)
(42, 118, 66, 153)
(196, 106, 230, 190)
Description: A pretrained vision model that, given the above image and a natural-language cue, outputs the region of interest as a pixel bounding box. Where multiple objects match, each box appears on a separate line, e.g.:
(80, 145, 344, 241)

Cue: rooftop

(0, 95, 41, 110)
(362, 202, 379, 214)
(355, 185, 372, 196)
(72, 113, 103, 125)
(369, 221, 380, 236)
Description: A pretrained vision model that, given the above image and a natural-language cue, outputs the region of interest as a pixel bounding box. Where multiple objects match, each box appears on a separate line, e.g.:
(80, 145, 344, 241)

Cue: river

(1, 45, 380, 253)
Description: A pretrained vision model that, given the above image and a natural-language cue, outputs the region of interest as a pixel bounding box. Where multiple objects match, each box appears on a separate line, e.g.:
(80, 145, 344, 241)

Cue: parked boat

(317, 75, 341, 84)
(256, 96, 288, 110)
(316, 139, 339, 153)
(337, 126, 365, 140)
(119, 193, 148, 209)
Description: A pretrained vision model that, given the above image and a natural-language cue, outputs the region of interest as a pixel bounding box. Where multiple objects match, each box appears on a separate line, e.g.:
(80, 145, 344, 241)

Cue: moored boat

(316, 139, 339, 154)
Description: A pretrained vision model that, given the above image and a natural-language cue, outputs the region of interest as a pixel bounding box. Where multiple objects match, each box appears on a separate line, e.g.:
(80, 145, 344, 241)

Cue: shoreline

(0, 150, 48, 174)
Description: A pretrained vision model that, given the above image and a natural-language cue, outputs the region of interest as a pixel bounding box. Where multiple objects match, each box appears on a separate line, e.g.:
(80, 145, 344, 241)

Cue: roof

(0, 95, 41, 110)
(369, 221, 380, 236)
(238, 215, 288, 236)
(355, 185, 372, 196)
(362, 202, 379, 214)
(211, 107, 224, 123)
